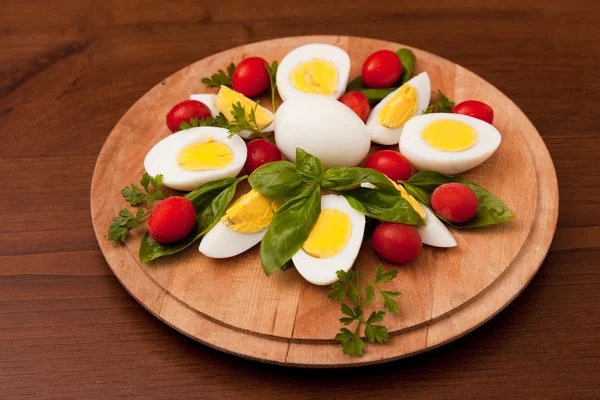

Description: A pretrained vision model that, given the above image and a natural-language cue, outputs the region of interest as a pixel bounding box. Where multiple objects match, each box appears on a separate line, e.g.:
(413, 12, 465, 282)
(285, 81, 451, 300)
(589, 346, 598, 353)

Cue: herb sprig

(329, 264, 401, 356)
(423, 89, 455, 114)
(121, 173, 166, 206)
(108, 208, 151, 242)
(265, 61, 278, 113)
(224, 102, 274, 142)
(201, 63, 235, 88)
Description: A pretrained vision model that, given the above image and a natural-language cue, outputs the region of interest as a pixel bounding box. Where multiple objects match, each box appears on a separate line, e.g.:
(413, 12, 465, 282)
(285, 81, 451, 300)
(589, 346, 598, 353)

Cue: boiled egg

(399, 113, 501, 175)
(416, 201, 457, 248)
(366, 72, 431, 145)
(293, 195, 365, 286)
(199, 190, 282, 258)
(189, 86, 275, 139)
(275, 95, 370, 168)
(276, 43, 350, 101)
(144, 126, 247, 191)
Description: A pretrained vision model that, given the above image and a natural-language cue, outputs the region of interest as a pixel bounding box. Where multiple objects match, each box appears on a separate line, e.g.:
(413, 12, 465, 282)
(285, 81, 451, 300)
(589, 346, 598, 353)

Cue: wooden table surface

(1, 0, 598, 398)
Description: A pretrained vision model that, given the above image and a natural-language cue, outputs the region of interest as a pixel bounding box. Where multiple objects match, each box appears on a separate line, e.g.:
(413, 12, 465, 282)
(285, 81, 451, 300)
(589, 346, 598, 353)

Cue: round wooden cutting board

(91, 36, 558, 367)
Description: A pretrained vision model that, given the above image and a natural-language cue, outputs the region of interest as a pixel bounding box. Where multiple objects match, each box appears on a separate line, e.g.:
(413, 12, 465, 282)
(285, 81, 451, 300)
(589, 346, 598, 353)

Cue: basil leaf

(322, 167, 397, 194)
(346, 76, 364, 92)
(403, 171, 515, 228)
(139, 176, 245, 262)
(260, 185, 321, 276)
(342, 187, 424, 226)
(357, 88, 397, 104)
(185, 177, 240, 212)
(296, 148, 324, 185)
(396, 48, 416, 84)
(248, 161, 305, 200)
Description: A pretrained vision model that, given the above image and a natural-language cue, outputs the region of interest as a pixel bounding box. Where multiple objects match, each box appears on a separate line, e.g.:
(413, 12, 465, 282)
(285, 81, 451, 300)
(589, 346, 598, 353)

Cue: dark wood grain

(0, 0, 598, 398)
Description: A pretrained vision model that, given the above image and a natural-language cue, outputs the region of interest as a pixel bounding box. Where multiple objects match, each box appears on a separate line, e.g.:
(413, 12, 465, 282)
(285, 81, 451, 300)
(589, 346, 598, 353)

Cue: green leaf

(249, 161, 306, 200)
(328, 281, 347, 302)
(140, 173, 151, 192)
(108, 208, 149, 242)
(121, 184, 146, 206)
(375, 264, 399, 283)
(365, 323, 389, 344)
(348, 285, 360, 304)
(335, 328, 365, 356)
(364, 284, 375, 305)
(178, 116, 216, 132)
(343, 187, 424, 225)
(341, 303, 356, 318)
(381, 291, 401, 314)
(339, 317, 356, 325)
(265, 61, 279, 113)
(403, 171, 516, 228)
(322, 167, 398, 194)
(367, 311, 385, 324)
(423, 89, 455, 114)
(202, 62, 235, 87)
(295, 148, 324, 185)
(396, 48, 416, 84)
(346, 76, 364, 92)
(259, 185, 322, 276)
(336, 269, 355, 284)
(138, 176, 245, 262)
(145, 174, 166, 206)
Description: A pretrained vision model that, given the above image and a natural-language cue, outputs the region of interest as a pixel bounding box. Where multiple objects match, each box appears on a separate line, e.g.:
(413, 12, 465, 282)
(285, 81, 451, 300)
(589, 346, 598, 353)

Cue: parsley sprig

(108, 208, 150, 242)
(201, 63, 235, 88)
(178, 116, 220, 131)
(265, 61, 278, 113)
(121, 173, 166, 206)
(423, 89, 455, 114)
(329, 263, 401, 356)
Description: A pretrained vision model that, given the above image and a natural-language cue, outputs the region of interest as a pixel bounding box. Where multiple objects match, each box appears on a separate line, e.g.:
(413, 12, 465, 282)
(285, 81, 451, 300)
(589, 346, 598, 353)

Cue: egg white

(188, 93, 275, 139)
(416, 201, 457, 248)
(293, 195, 366, 286)
(399, 113, 501, 175)
(276, 43, 351, 102)
(144, 127, 247, 191)
(366, 72, 431, 145)
(274, 94, 370, 169)
(199, 221, 266, 258)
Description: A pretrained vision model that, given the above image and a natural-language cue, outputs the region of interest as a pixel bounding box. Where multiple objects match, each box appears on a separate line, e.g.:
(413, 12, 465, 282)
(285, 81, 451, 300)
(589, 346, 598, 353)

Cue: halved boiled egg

(199, 190, 282, 258)
(293, 195, 365, 286)
(276, 44, 351, 101)
(399, 113, 501, 175)
(189, 86, 274, 139)
(366, 72, 431, 145)
(144, 126, 247, 191)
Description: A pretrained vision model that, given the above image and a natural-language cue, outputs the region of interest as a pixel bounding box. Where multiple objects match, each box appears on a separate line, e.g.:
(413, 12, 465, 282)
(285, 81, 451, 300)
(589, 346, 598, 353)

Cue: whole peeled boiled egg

(275, 95, 370, 168)
(189, 86, 274, 139)
(399, 113, 501, 175)
(293, 195, 365, 286)
(199, 189, 282, 258)
(366, 72, 431, 145)
(276, 43, 351, 101)
(144, 127, 247, 191)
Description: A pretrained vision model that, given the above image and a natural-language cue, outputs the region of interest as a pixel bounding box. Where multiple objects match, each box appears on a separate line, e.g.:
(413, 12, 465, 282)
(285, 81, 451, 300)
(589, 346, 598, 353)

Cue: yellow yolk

(290, 58, 338, 96)
(177, 138, 233, 171)
(216, 85, 273, 129)
(421, 120, 479, 152)
(378, 84, 418, 128)
(221, 190, 283, 233)
(302, 209, 352, 258)
(392, 181, 427, 220)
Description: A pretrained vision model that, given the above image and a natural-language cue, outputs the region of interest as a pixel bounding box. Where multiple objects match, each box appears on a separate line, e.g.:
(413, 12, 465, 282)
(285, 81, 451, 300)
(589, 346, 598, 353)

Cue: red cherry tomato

(364, 150, 412, 181)
(361, 50, 403, 89)
(431, 183, 478, 223)
(339, 92, 370, 122)
(245, 139, 282, 174)
(148, 197, 196, 244)
(372, 222, 422, 264)
(452, 100, 494, 124)
(232, 57, 270, 98)
(166, 100, 212, 133)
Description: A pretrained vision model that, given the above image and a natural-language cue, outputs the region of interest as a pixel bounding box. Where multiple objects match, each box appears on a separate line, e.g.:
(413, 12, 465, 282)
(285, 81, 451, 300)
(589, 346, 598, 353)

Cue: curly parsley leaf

(423, 89, 455, 114)
(121, 173, 165, 207)
(217, 101, 273, 142)
(201, 62, 235, 88)
(121, 184, 146, 206)
(364, 321, 389, 344)
(335, 328, 365, 356)
(178, 116, 217, 131)
(108, 208, 149, 242)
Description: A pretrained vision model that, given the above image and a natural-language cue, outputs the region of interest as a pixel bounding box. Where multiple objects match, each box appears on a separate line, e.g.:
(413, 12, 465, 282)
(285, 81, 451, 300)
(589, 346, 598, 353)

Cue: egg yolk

(221, 190, 283, 233)
(421, 120, 479, 152)
(177, 138, 233, 171)
(290, 58, 338, 96)
(391, 180, 427, 220)
(378, 84, 418, 128)
(216, 85, 273, 129)
(302, 209, 352, 258)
